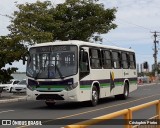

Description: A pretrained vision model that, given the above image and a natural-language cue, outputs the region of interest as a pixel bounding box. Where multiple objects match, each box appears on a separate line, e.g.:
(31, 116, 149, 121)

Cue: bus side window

(102, 50, 112, 69)
(129, 53, 136, 69)
(122, 52, 129, 69)
(89, 49, 102, 69)
(112, 51, 121, 69)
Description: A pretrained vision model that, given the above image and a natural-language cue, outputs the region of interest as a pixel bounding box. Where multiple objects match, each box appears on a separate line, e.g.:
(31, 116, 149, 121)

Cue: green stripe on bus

(80, 85, 91, 90)
(130, 81, 137, 84)
(100, 83, 110, 87)
(115, 82, 123, 86)
(80, 85, 91, 88)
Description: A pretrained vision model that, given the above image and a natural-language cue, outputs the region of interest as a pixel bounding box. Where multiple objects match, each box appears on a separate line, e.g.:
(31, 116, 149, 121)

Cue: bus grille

(37, 90, 62, 92)
(36, 94, 64, 100)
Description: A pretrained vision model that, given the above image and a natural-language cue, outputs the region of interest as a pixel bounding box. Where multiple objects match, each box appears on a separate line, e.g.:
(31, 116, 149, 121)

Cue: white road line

(0, 110, 14, 114)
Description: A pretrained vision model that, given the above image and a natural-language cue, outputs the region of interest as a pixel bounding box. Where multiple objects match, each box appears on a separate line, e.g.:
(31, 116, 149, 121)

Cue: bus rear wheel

(45, 100, 55, 107)
(115, 83, 129, 100)
(90, 85, 99, 106)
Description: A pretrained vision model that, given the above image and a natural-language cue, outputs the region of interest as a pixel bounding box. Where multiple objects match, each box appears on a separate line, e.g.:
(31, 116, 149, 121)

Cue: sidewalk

(0, 92, 27, 103)
(138, 82, 159, 86)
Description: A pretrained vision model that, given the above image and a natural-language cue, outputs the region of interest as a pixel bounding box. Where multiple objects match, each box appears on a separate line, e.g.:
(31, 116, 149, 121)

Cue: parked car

(12, 79, 27, 93)
(3, 79, 20, 93)
(0, 83, 6, 93)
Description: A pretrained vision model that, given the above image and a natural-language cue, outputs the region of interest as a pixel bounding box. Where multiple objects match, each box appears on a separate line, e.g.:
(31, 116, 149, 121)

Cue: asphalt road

(0, 84, 160, 128)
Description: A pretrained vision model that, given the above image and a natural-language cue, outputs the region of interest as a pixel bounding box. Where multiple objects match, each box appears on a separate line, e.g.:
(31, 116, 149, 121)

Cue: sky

(1, 0, 160, 72)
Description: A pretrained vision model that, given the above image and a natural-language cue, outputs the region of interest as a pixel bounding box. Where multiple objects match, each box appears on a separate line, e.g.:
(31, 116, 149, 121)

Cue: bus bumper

(27, 89, 78, 102)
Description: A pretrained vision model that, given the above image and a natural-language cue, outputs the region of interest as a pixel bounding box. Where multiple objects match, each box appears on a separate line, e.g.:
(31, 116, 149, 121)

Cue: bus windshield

(26, 45, 78, 79)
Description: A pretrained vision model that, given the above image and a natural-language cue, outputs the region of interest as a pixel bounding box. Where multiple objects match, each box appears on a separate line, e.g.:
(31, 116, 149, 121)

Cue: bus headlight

(27, 85, 34, 91)
(66, 82, 78, 91)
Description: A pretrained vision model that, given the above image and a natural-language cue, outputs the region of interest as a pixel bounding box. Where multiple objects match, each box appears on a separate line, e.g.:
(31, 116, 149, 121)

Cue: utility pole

(151, 31, 160, 81)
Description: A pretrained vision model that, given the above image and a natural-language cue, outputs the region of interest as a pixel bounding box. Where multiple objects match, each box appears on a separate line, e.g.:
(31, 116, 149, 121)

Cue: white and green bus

(26, 40, 137, 107)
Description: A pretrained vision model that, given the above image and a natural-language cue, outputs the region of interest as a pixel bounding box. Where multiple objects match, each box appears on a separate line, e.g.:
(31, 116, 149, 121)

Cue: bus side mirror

(22, 51, 29, 65)
(23, 56, 26, 65)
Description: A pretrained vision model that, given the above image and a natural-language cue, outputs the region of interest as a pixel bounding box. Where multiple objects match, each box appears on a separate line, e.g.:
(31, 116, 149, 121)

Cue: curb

(0, 96, 27, 103)
(138, 83, 159, 86)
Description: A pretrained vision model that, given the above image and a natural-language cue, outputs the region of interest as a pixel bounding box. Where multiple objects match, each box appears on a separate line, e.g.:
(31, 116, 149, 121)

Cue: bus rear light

(27, 85, 34, 91)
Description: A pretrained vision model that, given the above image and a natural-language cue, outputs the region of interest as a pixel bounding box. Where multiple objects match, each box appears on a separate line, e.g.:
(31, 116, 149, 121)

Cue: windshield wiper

(44, 56, 48, 71)
(55, 65, 65, 79)
(47, 64, 64, 79)
(33, 69, 41, 80)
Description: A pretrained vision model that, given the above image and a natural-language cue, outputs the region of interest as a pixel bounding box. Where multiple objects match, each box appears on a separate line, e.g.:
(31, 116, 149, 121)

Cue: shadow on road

(33, 96, 125, 110)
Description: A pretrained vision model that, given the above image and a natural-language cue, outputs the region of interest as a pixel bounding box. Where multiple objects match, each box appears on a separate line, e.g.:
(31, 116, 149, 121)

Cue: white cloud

(1, 0, 160, 71)
(0, 0, 65, 35)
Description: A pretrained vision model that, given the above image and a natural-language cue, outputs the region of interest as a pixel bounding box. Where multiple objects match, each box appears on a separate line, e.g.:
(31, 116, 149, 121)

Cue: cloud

(0, 0, 65, 35)
(1, 0, 160, 71)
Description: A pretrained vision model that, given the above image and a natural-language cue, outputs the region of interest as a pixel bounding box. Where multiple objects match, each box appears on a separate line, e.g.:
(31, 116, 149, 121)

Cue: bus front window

(26, 45, 78, 79)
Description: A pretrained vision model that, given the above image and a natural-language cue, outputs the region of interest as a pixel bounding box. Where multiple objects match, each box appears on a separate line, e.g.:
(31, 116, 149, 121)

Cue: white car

(3, 79, 20, 93)
(0, 83, 6, 92)
(12, 79, 27, 93)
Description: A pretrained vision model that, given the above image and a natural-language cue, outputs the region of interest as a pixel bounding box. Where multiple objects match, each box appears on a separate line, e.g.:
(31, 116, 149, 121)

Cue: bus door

(79, 47, 91, 100)
(79, 47, 90, 79)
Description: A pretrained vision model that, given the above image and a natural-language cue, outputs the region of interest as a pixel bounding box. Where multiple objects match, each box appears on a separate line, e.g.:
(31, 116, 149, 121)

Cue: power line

(117, 18, 152, 31)
(136, 53, 152, 56)
(0, 27, 8, 30)
(102, 37, 120, 47)
(103, 37, 155, 57)
(0, 13, 12, 19)
(104, 37, 151, 42)
(102, 36, 153, 47)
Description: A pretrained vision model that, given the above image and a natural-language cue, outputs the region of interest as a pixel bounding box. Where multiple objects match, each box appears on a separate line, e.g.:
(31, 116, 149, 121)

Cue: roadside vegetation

(0, 0, 117, 83)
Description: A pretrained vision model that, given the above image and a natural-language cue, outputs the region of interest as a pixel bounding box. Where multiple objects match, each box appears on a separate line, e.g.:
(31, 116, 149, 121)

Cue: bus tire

(115, 83, 129, 100)
(90, 85, 99, 106)
(45, 101, 55, 107)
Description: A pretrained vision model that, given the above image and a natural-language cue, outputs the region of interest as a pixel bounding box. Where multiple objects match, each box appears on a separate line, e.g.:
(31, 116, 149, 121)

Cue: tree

(1, 0, 117, 82)
(8, 0, 117, 45)
(0, 36, 27, 83)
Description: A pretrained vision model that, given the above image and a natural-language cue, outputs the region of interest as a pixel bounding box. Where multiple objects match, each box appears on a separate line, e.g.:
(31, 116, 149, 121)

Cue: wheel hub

(92, 91, 98, 102)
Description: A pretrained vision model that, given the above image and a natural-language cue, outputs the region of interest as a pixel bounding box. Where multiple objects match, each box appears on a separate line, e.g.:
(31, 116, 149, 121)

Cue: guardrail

(65, 100, 160, 128)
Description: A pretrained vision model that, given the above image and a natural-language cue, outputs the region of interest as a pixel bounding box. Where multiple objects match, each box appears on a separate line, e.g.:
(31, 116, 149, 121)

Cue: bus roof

(31, 40, 135, 52)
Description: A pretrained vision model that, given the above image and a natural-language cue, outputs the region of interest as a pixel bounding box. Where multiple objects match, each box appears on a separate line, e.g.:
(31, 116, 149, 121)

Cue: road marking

(138, 83, 157, 87)
(56, 94, 160, 119)
(0, 110, 14, 114)
(143, 89, 151, 90)
(17, 93, 160, 128)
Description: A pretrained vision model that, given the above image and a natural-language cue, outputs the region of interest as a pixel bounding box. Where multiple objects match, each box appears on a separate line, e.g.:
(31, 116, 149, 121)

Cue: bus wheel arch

(115, 80, 129, 100)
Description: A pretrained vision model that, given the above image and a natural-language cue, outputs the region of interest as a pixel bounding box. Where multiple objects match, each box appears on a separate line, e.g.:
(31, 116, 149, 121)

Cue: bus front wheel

(90, 85, 99, 106)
